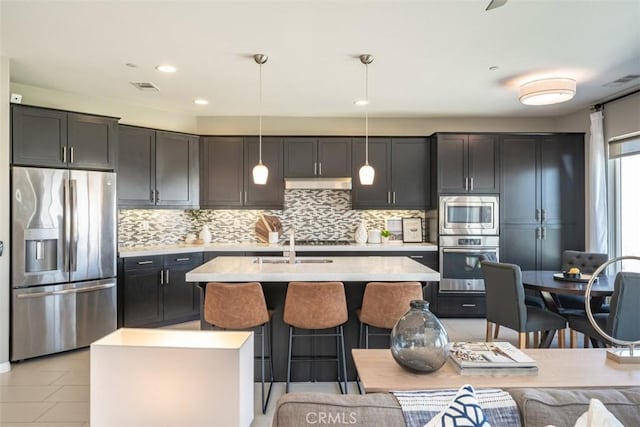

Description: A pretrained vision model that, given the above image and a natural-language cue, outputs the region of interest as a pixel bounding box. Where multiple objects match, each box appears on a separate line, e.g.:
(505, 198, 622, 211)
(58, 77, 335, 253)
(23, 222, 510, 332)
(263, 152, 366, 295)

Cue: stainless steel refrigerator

(11, 166, 117, 361)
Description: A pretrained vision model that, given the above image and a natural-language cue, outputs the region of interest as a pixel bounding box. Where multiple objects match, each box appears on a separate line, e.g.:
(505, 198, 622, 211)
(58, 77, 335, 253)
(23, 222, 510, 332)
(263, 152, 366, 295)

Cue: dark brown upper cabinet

(12, 105, 117, 170)
(200, 136, 284, 209)
(117, 125, 199, 208)
(352, 137, 428, 209)
(434, 133, 499, 194)
(499, 134, 585, 270)
(284, 137, 351, 178)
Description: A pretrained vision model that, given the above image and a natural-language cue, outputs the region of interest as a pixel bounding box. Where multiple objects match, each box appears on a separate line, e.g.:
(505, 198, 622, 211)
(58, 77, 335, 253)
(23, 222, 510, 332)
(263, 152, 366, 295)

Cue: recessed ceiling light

(194, 99, 209, 105)
(354, 99, 369, 106)
(156, 64, 177, 73)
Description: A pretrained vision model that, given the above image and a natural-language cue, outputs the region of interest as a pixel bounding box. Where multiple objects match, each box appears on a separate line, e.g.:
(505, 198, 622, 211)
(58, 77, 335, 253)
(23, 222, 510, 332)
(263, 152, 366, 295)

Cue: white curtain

(586, 110, 608, 253)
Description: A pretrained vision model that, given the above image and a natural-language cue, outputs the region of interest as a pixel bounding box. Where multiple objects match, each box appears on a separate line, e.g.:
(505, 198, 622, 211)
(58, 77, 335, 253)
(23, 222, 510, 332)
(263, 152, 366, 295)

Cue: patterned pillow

(424, 385, 490, 427)
(392, 385, 519, 427)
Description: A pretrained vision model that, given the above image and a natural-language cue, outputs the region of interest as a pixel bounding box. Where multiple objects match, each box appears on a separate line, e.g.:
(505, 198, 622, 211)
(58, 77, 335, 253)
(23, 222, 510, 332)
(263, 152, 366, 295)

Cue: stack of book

(449, 341, 538, 375)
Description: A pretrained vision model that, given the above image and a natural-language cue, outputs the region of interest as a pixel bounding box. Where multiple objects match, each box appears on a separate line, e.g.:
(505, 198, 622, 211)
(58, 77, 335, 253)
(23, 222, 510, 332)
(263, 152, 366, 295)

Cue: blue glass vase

(390, 300, 449, 373)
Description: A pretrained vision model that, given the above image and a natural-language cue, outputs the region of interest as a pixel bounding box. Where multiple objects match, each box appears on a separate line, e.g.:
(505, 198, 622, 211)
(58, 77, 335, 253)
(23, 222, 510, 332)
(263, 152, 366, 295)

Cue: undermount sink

(254, 258, 334, 264)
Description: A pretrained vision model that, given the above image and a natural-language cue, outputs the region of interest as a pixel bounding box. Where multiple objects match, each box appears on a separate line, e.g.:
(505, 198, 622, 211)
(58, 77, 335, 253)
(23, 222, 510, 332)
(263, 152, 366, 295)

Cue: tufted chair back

(561, 250, 608, 274)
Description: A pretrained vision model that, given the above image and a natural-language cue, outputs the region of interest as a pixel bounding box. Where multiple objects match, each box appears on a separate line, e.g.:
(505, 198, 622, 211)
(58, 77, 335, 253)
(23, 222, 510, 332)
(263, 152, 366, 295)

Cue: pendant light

(252, 53, 269, 185)
(358, 54, 375, 186)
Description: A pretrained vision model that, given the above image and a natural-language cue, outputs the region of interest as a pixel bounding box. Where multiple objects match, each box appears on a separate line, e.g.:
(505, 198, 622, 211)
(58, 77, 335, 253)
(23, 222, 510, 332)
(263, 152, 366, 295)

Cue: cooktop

(282, 240, 353, 246)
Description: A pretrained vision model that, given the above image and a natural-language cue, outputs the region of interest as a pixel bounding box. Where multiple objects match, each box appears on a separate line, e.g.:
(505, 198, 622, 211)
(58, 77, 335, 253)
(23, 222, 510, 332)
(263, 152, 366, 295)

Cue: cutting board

(255, 215, 283, 243)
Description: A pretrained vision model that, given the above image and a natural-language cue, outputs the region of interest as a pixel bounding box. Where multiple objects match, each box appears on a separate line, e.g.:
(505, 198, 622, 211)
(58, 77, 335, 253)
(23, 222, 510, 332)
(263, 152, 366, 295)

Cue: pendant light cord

(365, 62, 369, 165)
(259, 62, 263, 164)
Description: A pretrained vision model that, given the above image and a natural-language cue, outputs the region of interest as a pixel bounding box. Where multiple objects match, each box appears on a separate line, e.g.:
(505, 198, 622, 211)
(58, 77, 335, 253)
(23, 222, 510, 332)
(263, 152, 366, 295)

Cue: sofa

(272, 387, 640, 427)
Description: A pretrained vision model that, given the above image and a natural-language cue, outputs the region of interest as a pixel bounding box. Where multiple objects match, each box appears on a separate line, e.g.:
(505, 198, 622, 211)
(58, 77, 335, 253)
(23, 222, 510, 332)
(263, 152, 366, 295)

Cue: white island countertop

(118, 242, 437, 258)
(185, 256, 440, 283)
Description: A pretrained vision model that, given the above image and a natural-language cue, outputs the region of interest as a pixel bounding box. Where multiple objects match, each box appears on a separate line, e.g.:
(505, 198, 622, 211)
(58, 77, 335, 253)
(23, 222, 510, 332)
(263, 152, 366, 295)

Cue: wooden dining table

(521, 270, 615, 313)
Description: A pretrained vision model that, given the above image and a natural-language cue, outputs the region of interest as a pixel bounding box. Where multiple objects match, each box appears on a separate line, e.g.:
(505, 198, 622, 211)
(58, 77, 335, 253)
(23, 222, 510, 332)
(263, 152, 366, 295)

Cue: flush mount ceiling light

(194, 98, 209, 105)
(519, 77, 576, 106)
(252, 53, 269, 185)
(155, 64, 177, 73)
(358, 54, 375, 186)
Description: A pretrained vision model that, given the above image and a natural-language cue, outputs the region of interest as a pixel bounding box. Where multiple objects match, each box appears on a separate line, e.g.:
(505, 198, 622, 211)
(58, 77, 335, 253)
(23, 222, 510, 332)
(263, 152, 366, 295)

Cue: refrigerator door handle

(70, 179, 78, 272)
(63, 178, 71, 273)
(15, 283, 116, 299)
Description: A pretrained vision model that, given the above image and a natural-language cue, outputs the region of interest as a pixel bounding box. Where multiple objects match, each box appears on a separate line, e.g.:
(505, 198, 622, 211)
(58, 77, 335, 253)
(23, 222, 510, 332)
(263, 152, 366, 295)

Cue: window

(617, 154, 640, 258)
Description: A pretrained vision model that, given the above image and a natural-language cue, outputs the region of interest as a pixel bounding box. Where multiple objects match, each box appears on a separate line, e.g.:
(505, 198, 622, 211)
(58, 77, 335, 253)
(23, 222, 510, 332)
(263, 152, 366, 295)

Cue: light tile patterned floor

(0, 318, 569, 427)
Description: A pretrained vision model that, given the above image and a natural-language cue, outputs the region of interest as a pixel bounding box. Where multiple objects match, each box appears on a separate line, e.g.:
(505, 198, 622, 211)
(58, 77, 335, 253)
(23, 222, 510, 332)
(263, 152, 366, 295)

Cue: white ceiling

(1, 0, 639, 118)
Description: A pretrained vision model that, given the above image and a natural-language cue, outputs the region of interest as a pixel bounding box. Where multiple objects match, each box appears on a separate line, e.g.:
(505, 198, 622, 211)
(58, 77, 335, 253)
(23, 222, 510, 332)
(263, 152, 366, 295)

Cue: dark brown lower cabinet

(122, 253, 203, 327)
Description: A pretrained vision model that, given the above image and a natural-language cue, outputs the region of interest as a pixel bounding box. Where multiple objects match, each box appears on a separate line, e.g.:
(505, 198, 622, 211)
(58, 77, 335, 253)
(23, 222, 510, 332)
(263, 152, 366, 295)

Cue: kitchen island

(186, 255, 440, 383)
(185, 255, 440, 282)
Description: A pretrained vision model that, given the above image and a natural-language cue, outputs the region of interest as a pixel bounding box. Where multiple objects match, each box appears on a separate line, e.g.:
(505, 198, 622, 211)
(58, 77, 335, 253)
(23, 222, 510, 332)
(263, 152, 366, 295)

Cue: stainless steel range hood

(284, 177, 352, 190)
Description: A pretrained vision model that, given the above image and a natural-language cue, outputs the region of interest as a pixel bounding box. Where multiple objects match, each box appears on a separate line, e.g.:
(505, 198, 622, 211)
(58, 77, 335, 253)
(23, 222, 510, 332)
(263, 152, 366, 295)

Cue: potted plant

(381, 229, 392, 243)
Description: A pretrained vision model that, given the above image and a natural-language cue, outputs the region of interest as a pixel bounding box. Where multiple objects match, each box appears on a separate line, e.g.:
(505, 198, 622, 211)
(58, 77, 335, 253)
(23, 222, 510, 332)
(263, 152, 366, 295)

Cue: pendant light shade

(253, 53, 269, 185)
(252, 162, 269, 185)
(359, 54, 375, 186)
(359, 163, 375, 185)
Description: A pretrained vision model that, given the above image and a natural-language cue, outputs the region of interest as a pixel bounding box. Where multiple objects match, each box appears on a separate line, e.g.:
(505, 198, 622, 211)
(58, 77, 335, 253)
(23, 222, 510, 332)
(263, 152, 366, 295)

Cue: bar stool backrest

(205, 282, 270, 329)
(359, 282, 423, 329)
(284, 282, 347, 330)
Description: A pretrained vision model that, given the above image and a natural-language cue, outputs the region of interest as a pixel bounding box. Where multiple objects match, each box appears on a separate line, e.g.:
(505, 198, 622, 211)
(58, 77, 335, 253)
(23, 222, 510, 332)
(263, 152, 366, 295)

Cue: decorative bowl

(562, 271, 581, 279)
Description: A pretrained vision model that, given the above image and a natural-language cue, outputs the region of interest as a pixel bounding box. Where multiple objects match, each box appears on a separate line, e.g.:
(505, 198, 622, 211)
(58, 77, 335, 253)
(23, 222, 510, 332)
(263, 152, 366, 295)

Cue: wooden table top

(521, 270, 615, 296)
(353, 348, 640, 392)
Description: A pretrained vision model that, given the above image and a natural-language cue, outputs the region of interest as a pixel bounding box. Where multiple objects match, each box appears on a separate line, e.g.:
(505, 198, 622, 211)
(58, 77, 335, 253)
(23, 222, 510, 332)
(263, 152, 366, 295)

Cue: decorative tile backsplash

(118, 190, 426, 247)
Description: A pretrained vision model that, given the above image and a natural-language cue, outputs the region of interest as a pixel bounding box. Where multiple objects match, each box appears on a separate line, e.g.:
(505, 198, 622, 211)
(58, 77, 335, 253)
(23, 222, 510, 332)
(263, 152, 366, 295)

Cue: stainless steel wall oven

(439, 236, 499, 292)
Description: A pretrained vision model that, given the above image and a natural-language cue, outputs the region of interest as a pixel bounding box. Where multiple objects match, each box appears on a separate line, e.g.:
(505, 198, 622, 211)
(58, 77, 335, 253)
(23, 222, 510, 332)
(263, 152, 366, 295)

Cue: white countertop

(118, 242, 438, 258)
(185, 256, 440, 282)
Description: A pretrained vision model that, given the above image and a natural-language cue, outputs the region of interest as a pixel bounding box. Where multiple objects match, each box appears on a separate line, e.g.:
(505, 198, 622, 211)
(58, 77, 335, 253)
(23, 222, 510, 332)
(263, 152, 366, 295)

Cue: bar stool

(204, 282, 273, 414)
(357, 282, 424, 349)
(283, 281, 348, 394)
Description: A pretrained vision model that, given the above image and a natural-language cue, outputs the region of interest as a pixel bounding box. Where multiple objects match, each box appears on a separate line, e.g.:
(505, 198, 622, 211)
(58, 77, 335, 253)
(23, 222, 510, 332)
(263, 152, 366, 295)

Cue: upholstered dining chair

(558, 250, 608, 311)
(566, 272, 640, 348)
(481, 261, 567, 348)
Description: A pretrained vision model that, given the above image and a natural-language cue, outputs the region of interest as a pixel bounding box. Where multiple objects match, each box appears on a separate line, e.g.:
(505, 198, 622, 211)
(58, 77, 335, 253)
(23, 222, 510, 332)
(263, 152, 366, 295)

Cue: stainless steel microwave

(439, 195, 499, 235)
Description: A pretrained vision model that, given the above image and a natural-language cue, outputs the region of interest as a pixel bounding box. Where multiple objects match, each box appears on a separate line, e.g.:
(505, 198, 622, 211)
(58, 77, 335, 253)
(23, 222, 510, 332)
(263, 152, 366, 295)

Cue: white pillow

(424, 384, 491, 427)
(574, 398, 623, 427)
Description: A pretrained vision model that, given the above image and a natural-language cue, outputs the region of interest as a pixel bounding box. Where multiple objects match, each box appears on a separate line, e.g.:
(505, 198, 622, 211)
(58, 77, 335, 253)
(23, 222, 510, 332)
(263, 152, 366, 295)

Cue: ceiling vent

(603, 75, 640, 87)
(130, 81, 160, 91)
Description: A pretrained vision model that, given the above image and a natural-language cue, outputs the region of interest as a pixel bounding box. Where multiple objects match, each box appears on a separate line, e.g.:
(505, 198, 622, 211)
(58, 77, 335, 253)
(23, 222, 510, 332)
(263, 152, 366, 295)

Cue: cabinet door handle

(541, 209, 547, 222)
(462, 304, 477, 308)
(69, 146, 74, 164)
(392, 191, 396, 204)
(469, 177, 473, 192)
(541, 226, 547, 240)
(175, 257, 190, 262)
(244, 191, 247, 204)
(318, 162, 322, 176)
(239, 191, 243, 203)
(155, 189, 160, 202)
(62, 147, 67, 164)
(464, 177, 469, 191)
(314, 162, 318, 175)
(137, 260, 153, 265)
(387, 192, 391, 204)
(150, 190, 154, 202)
(535, 227, 541, 240)
(160, 269, 164, 285)
(535, 209, 540, 222)
(165, 269, 170, 284)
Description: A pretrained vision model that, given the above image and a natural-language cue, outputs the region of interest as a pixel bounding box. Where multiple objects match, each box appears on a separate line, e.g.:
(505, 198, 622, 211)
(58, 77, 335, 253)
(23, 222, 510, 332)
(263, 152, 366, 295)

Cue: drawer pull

(137, 260, 153, 265)
(462, 304, 477, 307)
(409, 255, 424, 259)
(175, 257, 190, 262)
